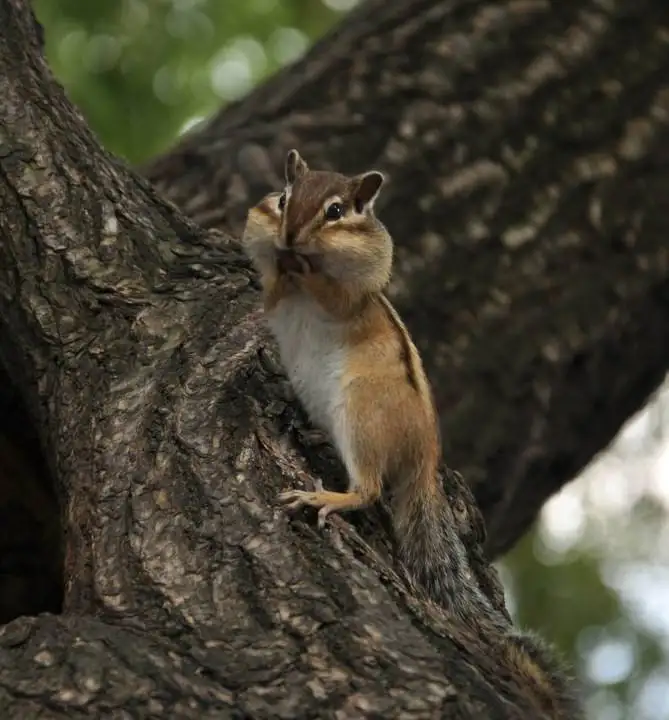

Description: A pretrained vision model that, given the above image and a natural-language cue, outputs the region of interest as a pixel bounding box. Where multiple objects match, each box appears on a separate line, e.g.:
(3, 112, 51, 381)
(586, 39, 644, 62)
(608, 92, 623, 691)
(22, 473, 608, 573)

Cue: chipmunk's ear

(352, 171, 384, 213)
(285, 149, 308, 185)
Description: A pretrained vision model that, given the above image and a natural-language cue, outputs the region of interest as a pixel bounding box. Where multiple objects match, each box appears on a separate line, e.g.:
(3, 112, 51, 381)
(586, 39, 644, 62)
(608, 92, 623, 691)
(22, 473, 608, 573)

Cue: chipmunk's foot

(277, 484, 333, 529)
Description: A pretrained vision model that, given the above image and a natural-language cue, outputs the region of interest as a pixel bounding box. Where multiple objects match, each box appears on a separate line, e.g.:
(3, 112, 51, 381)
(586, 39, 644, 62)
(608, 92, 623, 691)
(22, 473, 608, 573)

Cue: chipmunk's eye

(278, 193, 287, 211)
(325, 202, 344, 221)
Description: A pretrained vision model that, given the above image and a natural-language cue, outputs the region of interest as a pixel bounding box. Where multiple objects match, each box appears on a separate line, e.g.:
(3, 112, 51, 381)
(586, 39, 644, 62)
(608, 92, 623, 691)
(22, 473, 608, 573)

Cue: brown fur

(341, 294, 440, 508)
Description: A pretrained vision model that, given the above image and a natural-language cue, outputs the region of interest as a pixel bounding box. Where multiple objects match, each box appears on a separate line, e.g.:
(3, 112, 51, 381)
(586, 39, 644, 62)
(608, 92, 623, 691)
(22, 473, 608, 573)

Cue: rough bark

(0, 0, 585, 717)
(146, 0, 669, 558)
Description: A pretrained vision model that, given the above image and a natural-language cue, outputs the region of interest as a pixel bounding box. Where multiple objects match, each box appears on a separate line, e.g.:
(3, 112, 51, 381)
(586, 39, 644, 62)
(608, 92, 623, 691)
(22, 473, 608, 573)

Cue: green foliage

(507, 530, 619, 655)
(34, 0, 350, 163)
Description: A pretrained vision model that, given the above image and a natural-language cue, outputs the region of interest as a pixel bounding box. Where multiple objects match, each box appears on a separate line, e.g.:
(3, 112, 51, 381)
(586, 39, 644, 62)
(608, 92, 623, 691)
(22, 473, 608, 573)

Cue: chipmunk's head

(276, 149, 385, 250)
(247, 149, 392, 291)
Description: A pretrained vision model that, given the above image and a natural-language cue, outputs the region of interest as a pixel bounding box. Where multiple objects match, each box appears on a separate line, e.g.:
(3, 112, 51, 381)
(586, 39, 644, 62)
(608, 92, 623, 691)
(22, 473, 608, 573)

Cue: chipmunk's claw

(277, 489, 308, 512)
(277, 489, 320, 509)
(317, 505, 332, 530)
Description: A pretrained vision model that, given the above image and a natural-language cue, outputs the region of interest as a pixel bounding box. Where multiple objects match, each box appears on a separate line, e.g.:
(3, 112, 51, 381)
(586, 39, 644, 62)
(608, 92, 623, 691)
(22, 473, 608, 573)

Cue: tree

(2, 0, 669, 716)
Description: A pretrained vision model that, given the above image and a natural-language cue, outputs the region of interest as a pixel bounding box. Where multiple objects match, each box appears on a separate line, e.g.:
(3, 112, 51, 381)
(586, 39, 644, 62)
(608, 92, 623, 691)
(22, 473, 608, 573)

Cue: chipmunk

(242, 148, 475, 608)
(242, 151, 583, 718)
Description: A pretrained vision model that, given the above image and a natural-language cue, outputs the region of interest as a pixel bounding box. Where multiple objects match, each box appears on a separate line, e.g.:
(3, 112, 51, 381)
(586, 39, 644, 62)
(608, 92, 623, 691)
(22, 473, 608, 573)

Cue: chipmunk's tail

(389, 462, 502, 627)
(391, 468, 584, 717)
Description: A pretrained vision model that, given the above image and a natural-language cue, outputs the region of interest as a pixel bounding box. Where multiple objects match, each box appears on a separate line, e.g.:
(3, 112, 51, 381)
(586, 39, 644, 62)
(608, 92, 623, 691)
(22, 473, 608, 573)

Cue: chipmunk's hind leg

(278, 384, 384, 528)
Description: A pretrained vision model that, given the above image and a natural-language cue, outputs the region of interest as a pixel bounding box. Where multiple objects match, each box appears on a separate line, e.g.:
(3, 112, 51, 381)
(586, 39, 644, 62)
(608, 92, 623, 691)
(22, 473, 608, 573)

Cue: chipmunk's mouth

(276, 249, 319, 273)
(277, 249, 301, 272)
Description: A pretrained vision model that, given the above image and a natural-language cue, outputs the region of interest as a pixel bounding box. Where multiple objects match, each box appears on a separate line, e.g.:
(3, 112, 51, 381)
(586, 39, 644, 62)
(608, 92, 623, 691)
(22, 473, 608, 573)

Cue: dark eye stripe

(278, 193, 287, 211)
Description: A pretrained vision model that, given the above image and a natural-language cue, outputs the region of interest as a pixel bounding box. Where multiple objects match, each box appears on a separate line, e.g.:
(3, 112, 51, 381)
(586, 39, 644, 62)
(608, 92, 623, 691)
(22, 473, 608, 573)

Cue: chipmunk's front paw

(277, 250, 313, 275)
(277, 483, 331, 529)
(294, 254, 314, 274)
(277, 489, 322, 509)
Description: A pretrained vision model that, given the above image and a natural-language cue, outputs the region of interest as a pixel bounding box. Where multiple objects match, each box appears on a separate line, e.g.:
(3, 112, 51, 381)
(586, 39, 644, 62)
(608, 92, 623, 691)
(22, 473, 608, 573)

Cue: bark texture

(147, 0, 669, 557)
(0, 0, 584, 717)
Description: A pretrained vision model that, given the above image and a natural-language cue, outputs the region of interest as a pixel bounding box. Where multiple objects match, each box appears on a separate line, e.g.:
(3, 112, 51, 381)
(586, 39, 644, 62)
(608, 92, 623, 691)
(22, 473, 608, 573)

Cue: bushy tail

(507, 630, 585, 719)
(390, 467, 584, 718)
(390, 462, 504, 629)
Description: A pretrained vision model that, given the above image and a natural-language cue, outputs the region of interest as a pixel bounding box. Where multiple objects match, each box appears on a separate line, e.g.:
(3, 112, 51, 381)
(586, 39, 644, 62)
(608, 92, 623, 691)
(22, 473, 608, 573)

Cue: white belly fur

(266, 295, 356, 484)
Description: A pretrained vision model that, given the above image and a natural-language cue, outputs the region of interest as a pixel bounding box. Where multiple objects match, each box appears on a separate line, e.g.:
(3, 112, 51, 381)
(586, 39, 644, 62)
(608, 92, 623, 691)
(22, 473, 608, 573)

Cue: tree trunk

(146, 0, 669, 558)
(1, 0, 668, 716)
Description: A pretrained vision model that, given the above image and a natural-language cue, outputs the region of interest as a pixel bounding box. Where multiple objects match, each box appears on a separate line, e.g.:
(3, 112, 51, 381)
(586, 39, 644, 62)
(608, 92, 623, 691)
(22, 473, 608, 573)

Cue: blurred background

(33, 1, 669, 717)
